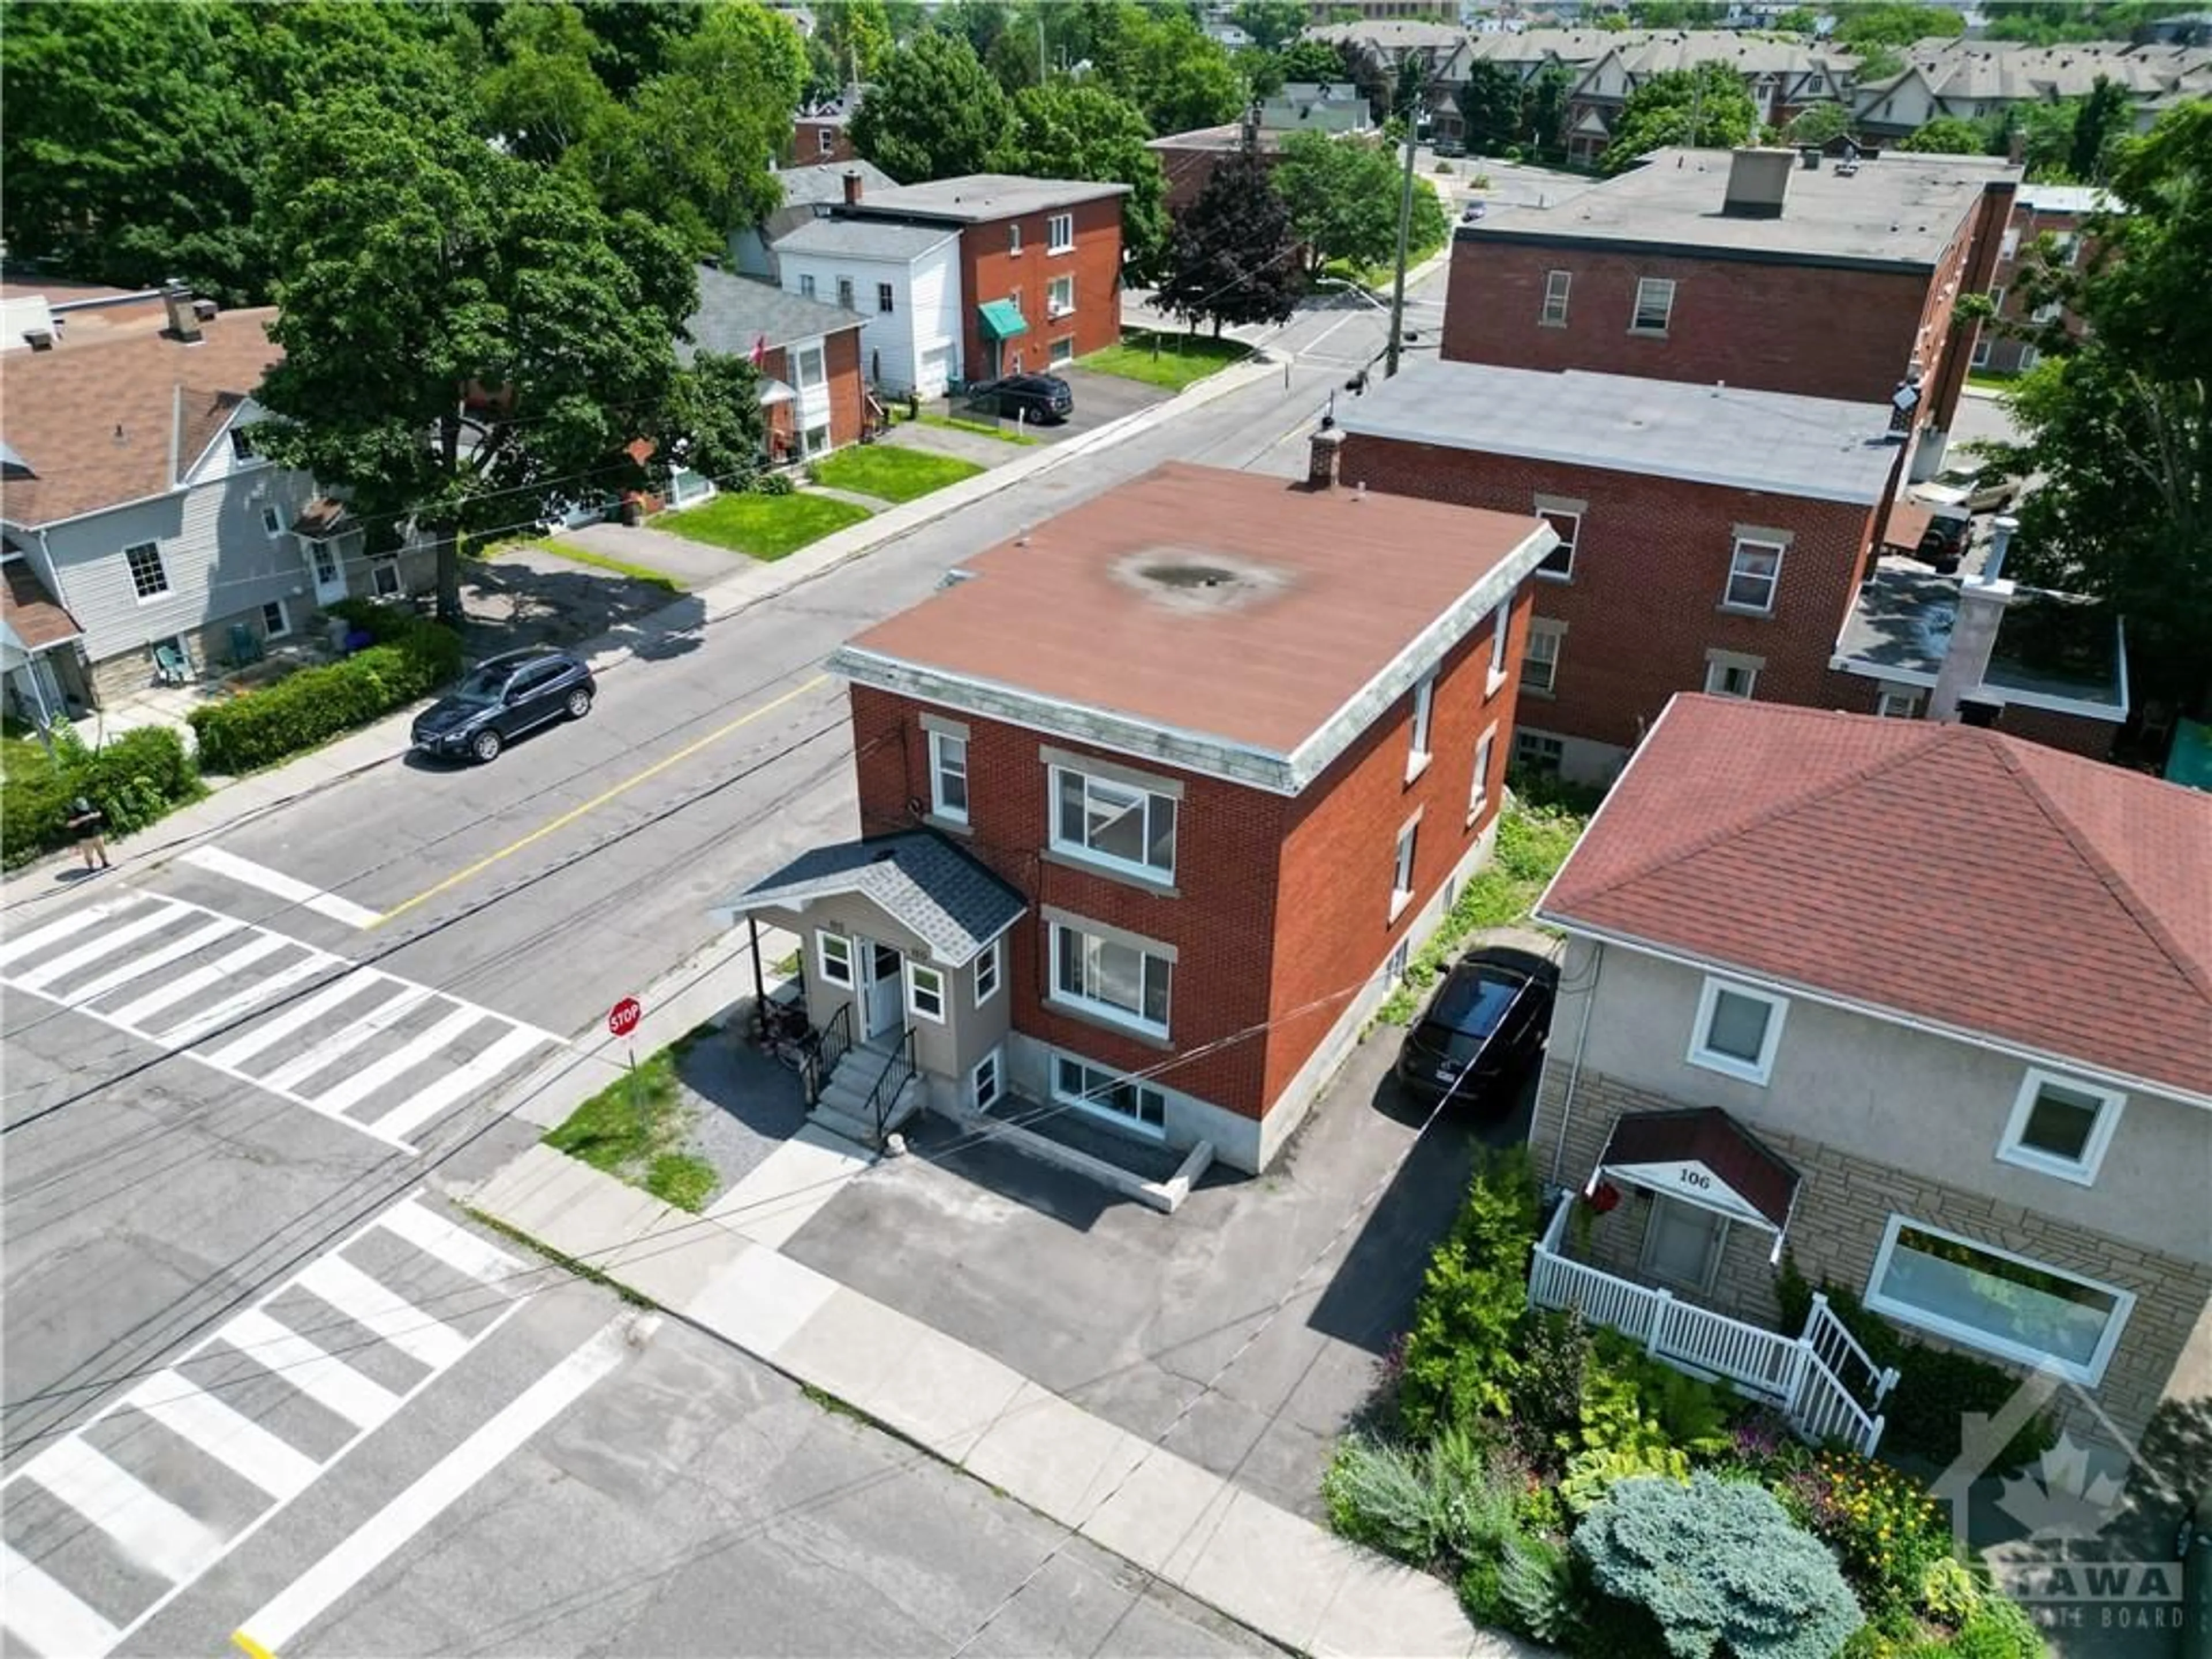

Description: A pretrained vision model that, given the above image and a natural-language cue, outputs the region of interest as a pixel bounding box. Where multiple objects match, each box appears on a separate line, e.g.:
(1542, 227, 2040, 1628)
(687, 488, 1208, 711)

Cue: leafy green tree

(1103, 5, 1247, 135)
(2069, 75, 2133, 184)
(1274, 130, 1400, 276)
(573, 0, 698, 96)
(1156, 150, 1301, 337)
(1279, 36, 1351, 86)
(933, 0, 1012, 60)
(1006, 82, 1168, 279)
(1600, 62, 1758, 175)
(657, 353, 769, 488)
(1782, 103, 1854, 146)
(852, 31, 1012, 179)
(1457, 60, 1524, 155)
(1232, 0, 1308, 53)
(1900, 115, 1989, 154)
(1834, 2, 1964, 50)
(1523, 62, 1573, 158)
(1994, 101, 2212, 717)
(813, 0, 894, 81)
(479, 1, 618, 166)
(253, 93, 700, 623)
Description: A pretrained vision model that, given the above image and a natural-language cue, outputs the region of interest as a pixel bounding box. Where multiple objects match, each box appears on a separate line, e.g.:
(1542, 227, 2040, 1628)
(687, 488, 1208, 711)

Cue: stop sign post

(609, 996, 643, 1100)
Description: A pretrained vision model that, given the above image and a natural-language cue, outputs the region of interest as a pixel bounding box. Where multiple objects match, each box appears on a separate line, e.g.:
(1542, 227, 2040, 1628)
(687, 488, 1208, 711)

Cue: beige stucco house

(1524, 693, 2211, 1451)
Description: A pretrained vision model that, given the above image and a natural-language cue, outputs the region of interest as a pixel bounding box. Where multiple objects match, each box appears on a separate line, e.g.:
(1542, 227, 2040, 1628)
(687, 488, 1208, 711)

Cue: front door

(306, 539, 347, 605)
(859, 940, 903, 1040)
(1639, 1195, 1729, 1295)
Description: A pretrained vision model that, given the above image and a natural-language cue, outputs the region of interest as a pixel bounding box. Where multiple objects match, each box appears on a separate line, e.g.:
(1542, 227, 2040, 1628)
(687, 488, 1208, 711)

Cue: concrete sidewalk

(463, 1143, 1537, 1659)
(1, 355, 1280, 910)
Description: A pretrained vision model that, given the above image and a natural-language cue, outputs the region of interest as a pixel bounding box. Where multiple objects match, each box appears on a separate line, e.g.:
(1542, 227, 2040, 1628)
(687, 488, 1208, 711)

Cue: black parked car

(410, 647, 595, 763)
(1395, 946, 1560, 1110)
(968, 373, 1073, 425)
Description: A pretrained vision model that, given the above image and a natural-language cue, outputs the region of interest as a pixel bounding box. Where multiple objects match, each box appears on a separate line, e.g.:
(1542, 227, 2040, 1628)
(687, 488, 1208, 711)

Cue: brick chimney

(161, 281, 202, 343)
(842, 168, 863, 207)
(1928, 574, 2014, 724)
(1308, 426, 1343, 489)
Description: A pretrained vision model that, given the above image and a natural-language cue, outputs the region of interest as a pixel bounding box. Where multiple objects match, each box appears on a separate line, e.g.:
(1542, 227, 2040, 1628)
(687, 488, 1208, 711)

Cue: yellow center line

(369, 673, 832, 929)
(232, 1631, 278, 1659)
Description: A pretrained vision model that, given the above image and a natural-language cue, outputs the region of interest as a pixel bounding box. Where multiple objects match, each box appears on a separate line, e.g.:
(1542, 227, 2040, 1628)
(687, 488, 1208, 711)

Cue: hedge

(188, 603, 462, 774)
(1, 725, 204, 869)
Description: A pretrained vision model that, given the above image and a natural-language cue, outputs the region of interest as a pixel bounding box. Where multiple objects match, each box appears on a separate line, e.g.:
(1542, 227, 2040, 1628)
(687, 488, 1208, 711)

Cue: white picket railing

(1526, 1237, 1889, 1456)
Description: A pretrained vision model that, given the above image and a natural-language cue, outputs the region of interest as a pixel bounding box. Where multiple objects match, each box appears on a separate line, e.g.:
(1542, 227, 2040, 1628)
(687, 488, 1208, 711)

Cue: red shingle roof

(1, 559, 82, 649)
(1541, 695, 2212, 1100)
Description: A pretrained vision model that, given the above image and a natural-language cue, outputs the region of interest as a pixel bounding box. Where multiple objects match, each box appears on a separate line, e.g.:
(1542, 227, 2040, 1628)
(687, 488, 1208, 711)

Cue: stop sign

(607, 997, 642, 1039)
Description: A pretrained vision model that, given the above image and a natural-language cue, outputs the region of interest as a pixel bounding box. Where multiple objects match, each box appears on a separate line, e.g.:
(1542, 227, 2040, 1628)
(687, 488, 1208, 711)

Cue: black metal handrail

(800, 1001, 851, 1106)
(862, 1027, 918, 1146)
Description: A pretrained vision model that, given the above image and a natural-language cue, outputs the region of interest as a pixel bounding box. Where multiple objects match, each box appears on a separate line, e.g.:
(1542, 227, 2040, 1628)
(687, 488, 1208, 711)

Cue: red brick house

(791, 84, 862, 165)
(686, 263, 870, 465)
(716, 463, 1556, 1179)
(1442, 147, 2019, 481)
(835, 173, 1128, 378)
(1972, 183, 2115, 378)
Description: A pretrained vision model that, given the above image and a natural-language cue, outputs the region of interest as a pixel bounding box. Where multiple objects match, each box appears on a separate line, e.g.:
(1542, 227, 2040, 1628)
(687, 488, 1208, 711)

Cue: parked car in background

(967, 373, 1073, 425)
(1394, 945, 1561, 1110)
(1911, 466, 2018, 514)
(410, 646, 595, 763)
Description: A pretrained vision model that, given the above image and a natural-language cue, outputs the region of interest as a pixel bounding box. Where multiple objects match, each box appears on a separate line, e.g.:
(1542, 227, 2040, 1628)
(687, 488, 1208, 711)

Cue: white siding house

(772, 218, 961, 396)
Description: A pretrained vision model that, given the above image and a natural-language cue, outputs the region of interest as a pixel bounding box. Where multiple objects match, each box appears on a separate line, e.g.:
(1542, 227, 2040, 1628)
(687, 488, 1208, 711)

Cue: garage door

(919, 346, 953, 397)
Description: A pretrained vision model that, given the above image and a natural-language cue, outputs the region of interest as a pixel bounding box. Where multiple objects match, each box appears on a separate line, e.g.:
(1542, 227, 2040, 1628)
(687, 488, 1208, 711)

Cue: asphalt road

(1, 277, 1434, 1656)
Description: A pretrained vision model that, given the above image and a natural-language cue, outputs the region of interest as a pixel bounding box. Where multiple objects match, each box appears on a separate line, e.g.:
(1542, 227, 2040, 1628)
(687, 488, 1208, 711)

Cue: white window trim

(1535, 508, 1579, 581)
(800, 273, 818, 299)
(1485, 599, 1511, 695)
(1048, 921, 1172, 1040)
(261, 599, 292, 640)
(1048, 764, 1176, 885)
(794, 343, 827, 391)
(1047, 274, 1074, 318)
(816, 929, 855, 988)
(1047, 211, 1074, 253)
(836, 276, 855, 309)
(1723, 538, 1785, 616)
(1051, 1052, 1168, 1140)
(371, 559, 403, 598)
(1864, 1214, 2134, 1386)
(1406, 674, 1435, 782)
(260, 506, 286, 539)
(971, 1046, 1004, 1111)
(1389, 817, 1419, 923)
(1704, 659, 1758, 699)
(929, 728, 969, 825)
(1687, 975, 1787, 1085)
(1997, 1068, 2124, 1185)
(126, 540, 169, 602)
(973, 937, 1001, 1006)
(1524, 623, 1561, 695)
(1009, 222, 1022, 255)
(906, 960, 946, 1024)
(1469, 725, 1497, 823)
(1876, 686, 1921, 719)
(1540, 268, 1571, 327)
(1631, 275, 1676, 335)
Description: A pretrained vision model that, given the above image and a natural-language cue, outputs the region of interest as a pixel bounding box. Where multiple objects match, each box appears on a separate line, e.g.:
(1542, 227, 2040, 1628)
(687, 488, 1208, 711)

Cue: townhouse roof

(0, 306, 281, 528)
(684, 264, 865, 363)
(1461, 146, 2016, 270)
(1539, 695, 2212, 1102)
(2014, 184, 2117, 218)
(830, 463, 1555, 796)
(1833, 558, 2127, 721)
(770, 217, 959, 262)
(1305, 18, 1466, 54)
(1335, 360, 1899, 505)
(772, 158, 896, 211)
(1, 558, 83, 649)
(842, 173, 1130, 224)
(712, 831, 1025, 968)
(1875, 36, 2212, 103)
(1445, 26, 1854, 79)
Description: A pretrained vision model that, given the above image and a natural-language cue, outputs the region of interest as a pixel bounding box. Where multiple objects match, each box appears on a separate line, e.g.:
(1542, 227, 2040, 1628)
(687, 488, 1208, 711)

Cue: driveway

(944, 367, 1169, 445)
(777, 1016, 1543, 1522)
(553, 521, 747, 589)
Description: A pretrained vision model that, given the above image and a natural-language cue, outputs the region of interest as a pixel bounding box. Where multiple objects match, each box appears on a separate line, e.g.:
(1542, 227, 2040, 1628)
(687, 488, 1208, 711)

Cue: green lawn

(656, 490, 872, 562)
(1080, 327, 1252, 392)
(542, 1032, 718, 1211)
(537, 540, 684, 593)
(810, 445, 985, 504)
(1967, 370, 2020, 393)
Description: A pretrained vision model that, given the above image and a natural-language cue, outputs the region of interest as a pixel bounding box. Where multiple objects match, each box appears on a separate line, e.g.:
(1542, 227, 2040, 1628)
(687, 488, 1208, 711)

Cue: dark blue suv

(410, 647, 595, 763)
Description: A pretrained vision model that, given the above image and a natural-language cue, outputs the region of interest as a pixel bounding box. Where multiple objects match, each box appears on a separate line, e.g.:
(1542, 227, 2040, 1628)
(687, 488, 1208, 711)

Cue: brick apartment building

(1974, 183, 2113, 377)
(1442, 146, 2020, 479)
(718, 464, 1556, 1177)
(791, 84, 862, 165)
(834, 173, 1128, 379)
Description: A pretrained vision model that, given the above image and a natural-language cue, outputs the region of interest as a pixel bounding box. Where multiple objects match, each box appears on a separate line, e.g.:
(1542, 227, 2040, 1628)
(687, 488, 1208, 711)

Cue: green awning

(2165, 718, 2212, 794)
(977, 299, 1028, 341)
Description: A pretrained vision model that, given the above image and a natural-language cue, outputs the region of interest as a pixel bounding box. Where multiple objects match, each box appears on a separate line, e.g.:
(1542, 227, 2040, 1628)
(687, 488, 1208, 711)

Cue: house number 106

(1677, 1169, 1713, 1191)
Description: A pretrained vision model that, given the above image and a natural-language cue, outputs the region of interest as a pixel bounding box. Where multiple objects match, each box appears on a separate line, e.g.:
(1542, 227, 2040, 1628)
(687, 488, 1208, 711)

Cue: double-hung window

(1469, 727, 1497, 821)
(126, 541, 169, 600)
(1535, 506, 1580, 580)
(1406, 674, 1435, 781)
(1050, 919, 1171, 1037)
(1631, 276, 1675, 334)
(1053, 1054, 1165, 1135)
(906, 961, 946, 1023)
(877, 282, 895, 315)
(972, 1047, 1004, 1110)
(816, 929, 855, 987)
(929, 729, 969, 824)
(1389, 818, 1418, 922)
(1687, 975, 1786, 1084)
(973, 938, 1001, 1005)
(800, 273, 819, 299)
(1523, 623, 1562, 695)
(1485, 599, 1511, 694)
(1047, 211, 1074, 252)
(1047, 274, 1074, 318)
(1997, 1069, 2124, 1185)
(1539, 269, 1571, 327)
(1724, 537, 1784, 614)
(794, 343, 827, 390)
(1051, 764, 1176, 882)
(836, 275, 854, 309)
(1865, 1217, 2134, 1384)
(1009, 222, 1022, 254)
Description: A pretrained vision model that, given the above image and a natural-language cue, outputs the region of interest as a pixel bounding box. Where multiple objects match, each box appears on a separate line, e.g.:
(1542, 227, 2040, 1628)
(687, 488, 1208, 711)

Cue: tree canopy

(851, 30, 1013, 181)
(1156, 150, 1301, 338)
(1230, 0, 1308, 54)
(1782, 103, 1855, 147)
(1833, 3, 1965, 50)
(1274, 131, 1403, 277)
(1900, 115, 1989, 154)
(1005, 82, 1168, 279)
(1600, 63, 1759, 175)
(1457, 61, 1525, 156)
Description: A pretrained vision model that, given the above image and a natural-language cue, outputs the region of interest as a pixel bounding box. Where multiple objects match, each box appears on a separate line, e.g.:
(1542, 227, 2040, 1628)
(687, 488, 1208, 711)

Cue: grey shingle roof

(1336, 361, 1899, 505)
(684, 266, 863, 362)
(771, 218, 959, 262)
(774, 159, 896, 209)
(714, 833, 1026, 967)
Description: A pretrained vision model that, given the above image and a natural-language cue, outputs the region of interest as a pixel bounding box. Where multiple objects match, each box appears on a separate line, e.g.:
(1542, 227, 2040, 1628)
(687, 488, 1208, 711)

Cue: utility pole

(1038, 12, 1047, 86)
(1384, 117, 1418, 378)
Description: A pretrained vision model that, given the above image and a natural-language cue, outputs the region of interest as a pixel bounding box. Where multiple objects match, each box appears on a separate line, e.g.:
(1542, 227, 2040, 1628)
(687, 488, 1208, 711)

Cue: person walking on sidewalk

(66, 796, 111, 872)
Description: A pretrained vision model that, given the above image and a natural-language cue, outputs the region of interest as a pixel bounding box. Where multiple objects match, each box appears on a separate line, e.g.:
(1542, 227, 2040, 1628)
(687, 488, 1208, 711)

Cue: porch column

(748, 916, 767, 1040)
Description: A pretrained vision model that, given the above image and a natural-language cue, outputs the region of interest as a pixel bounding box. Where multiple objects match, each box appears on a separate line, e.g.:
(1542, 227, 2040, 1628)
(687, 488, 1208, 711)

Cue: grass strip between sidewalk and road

(809, 445, 986, 505)
(656, 491, 873, 562)
(541, 1024, 719, 1211)
(1081, 327, 1252, 392)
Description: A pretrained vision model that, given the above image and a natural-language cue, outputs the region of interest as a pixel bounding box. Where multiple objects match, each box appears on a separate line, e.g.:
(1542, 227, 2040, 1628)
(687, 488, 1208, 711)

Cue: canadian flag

(751, 334, 767, 368)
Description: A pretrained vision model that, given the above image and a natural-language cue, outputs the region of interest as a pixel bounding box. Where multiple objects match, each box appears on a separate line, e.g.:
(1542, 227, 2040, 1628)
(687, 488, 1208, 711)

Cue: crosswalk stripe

(0, 1539, 122, 1658)
(19, 1435, 230, 1586)
(309, 1005, 487, 1120)
(294, 1256, 471, 1371)
(369, 1025, 548, 1142)
(198, 967, 391, 1070)
(104, 933, 291, 1031)
(122, 1377, 321, 1502)
(179, 846, 382, 930)
(214, 1309, 402, 1432)
(67, 916, 243, 1008)
(256, 985, 434, 1094)
(378, 1200, 524, 1286)
(153, 950, 337, 1048)
(10, 900, 187, 993)
(0, 896, 137, 970)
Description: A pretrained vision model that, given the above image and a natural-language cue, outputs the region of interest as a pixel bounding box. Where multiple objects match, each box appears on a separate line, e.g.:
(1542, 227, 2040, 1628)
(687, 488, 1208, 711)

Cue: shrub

(190, 609, 461, 773)
(1499, 1531, 1582, 1644)
(1919, 1557, 1983, 1628)
(753, 471, 797, 496)
(1562, 1440, 1691, 1514)
(0, 725, 204, 868)
(1323, 1433, 1443, 1563)
(1397, 1146, 1540, 1437)
(1429, 1425, 1520, 1563)
(1779, 1451, 1957, 1632)
(1504, 1308, 1588, 1472)
(1937, 1595, 2042, 1659)
(1576, 1474, 1863, 1659)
